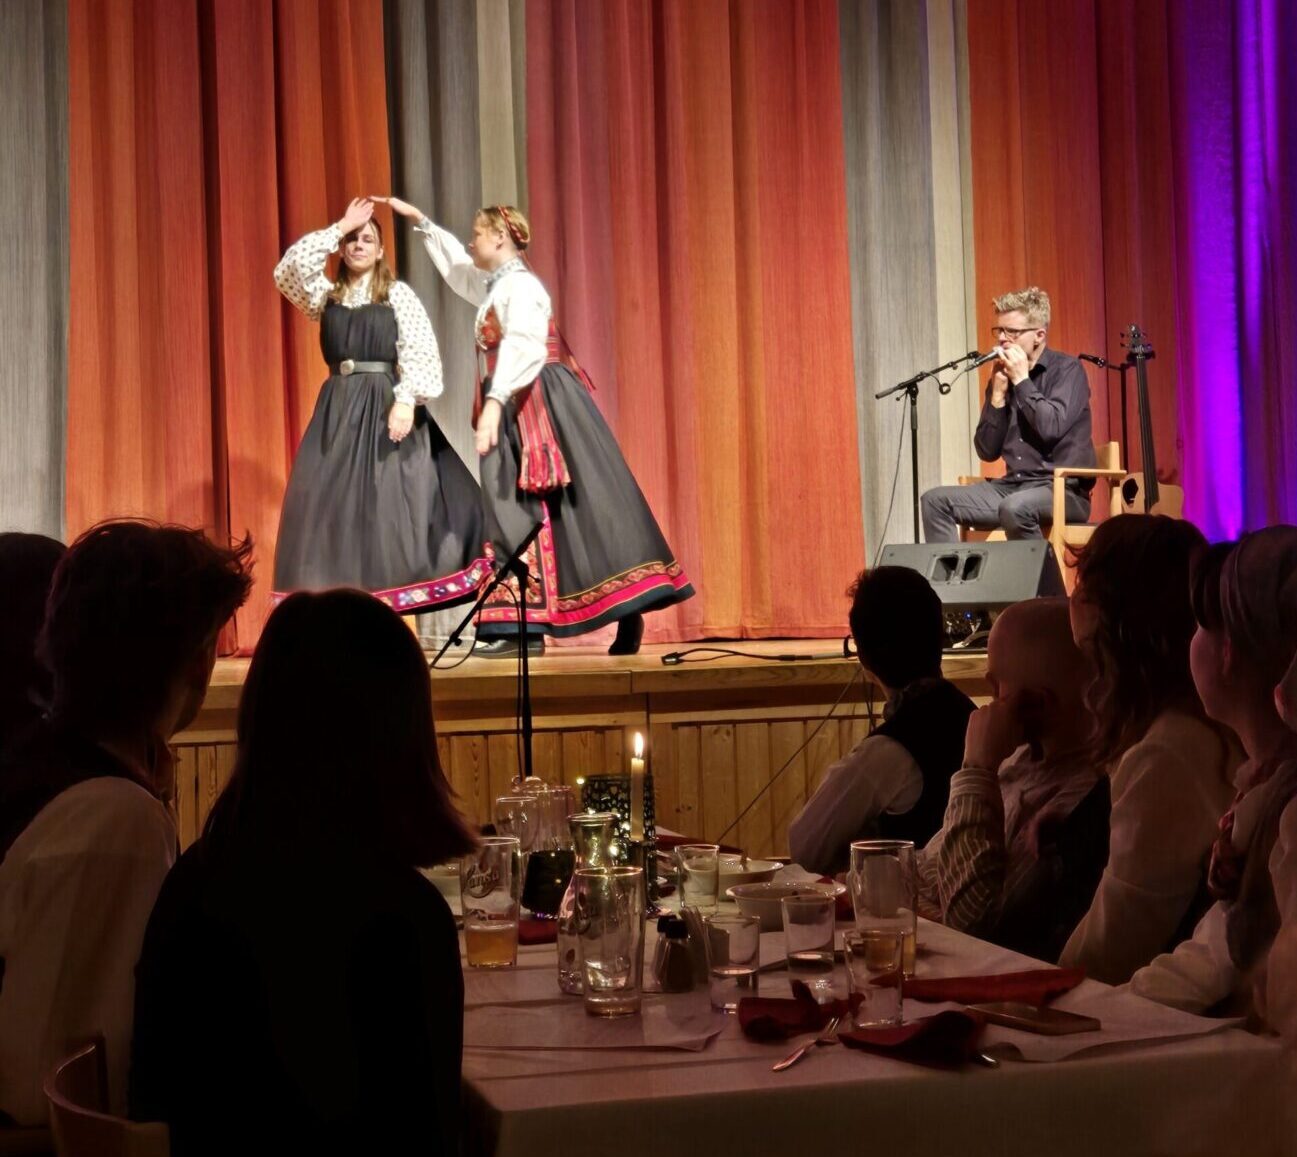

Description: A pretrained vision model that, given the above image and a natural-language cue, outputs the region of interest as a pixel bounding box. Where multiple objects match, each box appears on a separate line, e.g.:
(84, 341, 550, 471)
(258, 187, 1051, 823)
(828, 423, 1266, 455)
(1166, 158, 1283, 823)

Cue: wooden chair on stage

(44, 1039, 169, 1157)
(957, 441, 1126, 587)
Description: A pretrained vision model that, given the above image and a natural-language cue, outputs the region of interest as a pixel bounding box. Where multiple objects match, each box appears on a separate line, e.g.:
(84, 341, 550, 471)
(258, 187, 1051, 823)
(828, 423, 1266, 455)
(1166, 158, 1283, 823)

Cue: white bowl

(725, 880, 846, 931)
(718, 855, 782, 890)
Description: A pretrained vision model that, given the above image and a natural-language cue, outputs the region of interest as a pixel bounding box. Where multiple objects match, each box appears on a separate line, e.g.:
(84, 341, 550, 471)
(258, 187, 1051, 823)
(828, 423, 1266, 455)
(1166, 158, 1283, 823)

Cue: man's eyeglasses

(990, 325, 1038, 339)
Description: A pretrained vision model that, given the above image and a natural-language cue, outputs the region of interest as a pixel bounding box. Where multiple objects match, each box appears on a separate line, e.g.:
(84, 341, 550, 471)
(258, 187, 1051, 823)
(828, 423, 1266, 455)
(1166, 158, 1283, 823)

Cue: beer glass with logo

(461, 836, 522, 968)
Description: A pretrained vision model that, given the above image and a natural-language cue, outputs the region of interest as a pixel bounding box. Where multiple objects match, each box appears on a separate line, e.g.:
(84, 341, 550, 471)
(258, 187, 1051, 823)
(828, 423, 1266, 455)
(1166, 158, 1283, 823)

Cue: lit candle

(629, 731, 646, 842)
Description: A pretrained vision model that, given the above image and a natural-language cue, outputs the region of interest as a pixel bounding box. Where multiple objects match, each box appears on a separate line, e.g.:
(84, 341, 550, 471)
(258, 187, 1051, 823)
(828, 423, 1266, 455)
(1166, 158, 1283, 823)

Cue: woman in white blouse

(1130, 529, 1297, 1016)
(1061, 514, 1242, 985)
(272, 197, 489, 612)
(375, 196, 693, 656)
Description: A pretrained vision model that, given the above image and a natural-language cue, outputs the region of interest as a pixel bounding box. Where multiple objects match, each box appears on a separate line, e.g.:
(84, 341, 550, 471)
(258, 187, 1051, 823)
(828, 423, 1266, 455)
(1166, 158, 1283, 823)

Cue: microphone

(969, 349, 1003, 370)
(1077, 353, 1108, 367)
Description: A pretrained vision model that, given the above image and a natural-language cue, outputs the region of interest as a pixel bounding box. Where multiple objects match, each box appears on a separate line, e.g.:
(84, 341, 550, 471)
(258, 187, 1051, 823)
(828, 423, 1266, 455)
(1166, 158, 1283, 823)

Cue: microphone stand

(1078, 353, 1131, 460)
(875, 352, 981, 541)
(432, 520, 544, 780)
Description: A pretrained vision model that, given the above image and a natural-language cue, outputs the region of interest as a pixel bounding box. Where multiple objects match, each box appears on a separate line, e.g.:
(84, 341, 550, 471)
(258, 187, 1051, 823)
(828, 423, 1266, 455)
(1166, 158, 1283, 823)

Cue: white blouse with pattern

(415, 219, 550, 405)
(273, 223, 444, 407)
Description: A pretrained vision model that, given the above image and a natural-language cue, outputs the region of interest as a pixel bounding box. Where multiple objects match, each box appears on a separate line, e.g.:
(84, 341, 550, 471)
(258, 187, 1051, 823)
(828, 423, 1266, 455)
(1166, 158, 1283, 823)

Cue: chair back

(43, 1040, 169, 1157)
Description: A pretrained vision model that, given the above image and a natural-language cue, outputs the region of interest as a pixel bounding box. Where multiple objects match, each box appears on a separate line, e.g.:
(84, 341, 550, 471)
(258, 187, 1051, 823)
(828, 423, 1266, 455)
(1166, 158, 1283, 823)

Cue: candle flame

(633, 731, 645, 758)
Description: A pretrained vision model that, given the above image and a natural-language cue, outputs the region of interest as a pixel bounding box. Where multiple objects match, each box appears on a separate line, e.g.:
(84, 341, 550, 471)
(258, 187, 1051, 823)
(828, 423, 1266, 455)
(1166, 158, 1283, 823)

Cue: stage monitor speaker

(877, 541, 1065, 650)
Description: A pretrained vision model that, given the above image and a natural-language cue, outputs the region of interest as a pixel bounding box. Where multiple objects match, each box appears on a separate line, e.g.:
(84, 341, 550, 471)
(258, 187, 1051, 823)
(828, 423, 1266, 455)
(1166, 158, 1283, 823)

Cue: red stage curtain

(967, 0, 1168, 476)
(526, 0, 865, 640)
(68, 0, 393, 649)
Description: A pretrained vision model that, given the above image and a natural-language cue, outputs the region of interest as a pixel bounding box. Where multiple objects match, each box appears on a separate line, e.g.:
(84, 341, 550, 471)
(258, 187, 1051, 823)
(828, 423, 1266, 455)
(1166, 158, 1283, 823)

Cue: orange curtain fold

(527, 0, 864, 640)
(68, 0, 393, 648)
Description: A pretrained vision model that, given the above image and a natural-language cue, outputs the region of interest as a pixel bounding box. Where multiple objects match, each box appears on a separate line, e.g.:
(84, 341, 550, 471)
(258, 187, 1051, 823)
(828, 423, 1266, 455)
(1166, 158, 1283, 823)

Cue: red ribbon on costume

(476, 312, 593, 495)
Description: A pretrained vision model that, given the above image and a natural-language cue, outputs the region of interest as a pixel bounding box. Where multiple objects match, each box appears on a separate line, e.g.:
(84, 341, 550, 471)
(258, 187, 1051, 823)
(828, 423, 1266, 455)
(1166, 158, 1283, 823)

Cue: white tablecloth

(461, 915, 1295, 1157)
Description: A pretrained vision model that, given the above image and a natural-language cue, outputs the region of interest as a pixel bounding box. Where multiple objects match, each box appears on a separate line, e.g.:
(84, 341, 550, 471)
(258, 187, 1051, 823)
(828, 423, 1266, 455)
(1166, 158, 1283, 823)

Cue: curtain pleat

(525, 0, 865, 639)
(68, 0, 393, 647)
(839, 0, 979, 551)
(0, 0, 67, 537)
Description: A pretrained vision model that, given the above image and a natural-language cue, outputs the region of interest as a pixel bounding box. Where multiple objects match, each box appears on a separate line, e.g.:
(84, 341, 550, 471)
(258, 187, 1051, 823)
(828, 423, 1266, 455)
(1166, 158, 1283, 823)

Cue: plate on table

(718, 855, 782, 891)
(725, 880, 846, 931)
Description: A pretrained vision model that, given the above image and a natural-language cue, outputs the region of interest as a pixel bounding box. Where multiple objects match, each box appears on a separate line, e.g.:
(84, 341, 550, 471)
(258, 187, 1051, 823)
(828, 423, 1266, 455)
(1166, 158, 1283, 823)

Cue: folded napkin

(839, 1010, 986, 1068)
(518, 917, 558, 946)
(738, 980, 841, 1041)
(739, 981, 986, 1067)
(903, 967, 1084, 1006)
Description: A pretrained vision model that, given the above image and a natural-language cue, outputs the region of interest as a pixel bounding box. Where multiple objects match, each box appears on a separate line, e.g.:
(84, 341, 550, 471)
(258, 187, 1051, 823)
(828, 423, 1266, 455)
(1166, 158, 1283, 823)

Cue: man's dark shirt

(973, 347, 1095, 489)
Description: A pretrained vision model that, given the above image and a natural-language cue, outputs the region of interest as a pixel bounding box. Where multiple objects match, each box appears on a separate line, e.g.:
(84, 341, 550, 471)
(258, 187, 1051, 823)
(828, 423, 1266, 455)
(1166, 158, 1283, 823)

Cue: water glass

(494, 795, 537, 852)
(848, 839, 918, 978)
(575, 867, 646, 1017)
(676, 843, 721, 912)
(703, 913, 761, 1011)
(780, 893, 836, 983)
(460, 836, 521, 969)
(844, 929, 904, 1028)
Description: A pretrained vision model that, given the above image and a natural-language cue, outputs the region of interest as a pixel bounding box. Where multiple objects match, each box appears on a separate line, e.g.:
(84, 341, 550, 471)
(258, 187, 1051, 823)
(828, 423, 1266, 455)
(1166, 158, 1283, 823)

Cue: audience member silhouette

(131, 590, 476, 1157)
(0, 532, 65, 757)
(0, 522, 251, 1125)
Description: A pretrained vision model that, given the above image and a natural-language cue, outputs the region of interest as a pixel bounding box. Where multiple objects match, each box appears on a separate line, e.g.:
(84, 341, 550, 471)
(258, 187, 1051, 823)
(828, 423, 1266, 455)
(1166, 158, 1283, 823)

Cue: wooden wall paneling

(560, 729, 605, 785)
(734, 722, 772, 859)
(173, 746, 198, 850)
(768, 721, 809, 858)
(531, 731, 562, 784)
(805, 713, 841, 799)
(648, 721, 678, 835)
(487, 731, 521, 804)
(449, 734, 490, 830)
(671, 725, 702, 838)
(699, 724, 737, 845)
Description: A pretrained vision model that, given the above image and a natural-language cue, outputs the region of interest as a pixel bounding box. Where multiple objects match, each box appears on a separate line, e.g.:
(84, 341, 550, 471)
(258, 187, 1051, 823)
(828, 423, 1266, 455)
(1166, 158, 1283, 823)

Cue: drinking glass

(575, 866, 646, 1017)
(781, 893, 836, 986)
(704, 913, 761, 1011)
(460, 836, 521, 969)
(844, 929, 904, 1028)
(493, 795, 537, 852)
(675, 843, 721, 913)
(848, 839, 918, 978)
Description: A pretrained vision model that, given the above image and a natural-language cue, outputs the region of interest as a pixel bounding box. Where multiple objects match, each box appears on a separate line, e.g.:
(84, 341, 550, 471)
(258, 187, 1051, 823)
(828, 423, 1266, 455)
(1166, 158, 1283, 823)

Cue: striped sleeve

(934, 765, 1008, 934)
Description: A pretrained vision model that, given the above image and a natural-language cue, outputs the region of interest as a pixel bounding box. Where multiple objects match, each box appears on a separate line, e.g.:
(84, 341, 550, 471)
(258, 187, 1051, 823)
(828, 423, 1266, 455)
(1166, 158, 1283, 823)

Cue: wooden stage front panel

(174, 643, 991, 860)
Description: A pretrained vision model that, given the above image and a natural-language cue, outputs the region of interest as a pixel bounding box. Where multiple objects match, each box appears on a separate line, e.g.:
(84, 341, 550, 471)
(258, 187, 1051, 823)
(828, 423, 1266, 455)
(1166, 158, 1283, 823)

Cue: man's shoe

(475, 635, 545, 658)
(608, 613, 644, 656)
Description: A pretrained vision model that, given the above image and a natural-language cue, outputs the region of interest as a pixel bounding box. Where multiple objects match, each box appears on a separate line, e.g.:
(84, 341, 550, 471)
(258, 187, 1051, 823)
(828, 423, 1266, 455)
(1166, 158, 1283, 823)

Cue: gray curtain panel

(839, 0, 975, 554)
(0, 0, 67, 537)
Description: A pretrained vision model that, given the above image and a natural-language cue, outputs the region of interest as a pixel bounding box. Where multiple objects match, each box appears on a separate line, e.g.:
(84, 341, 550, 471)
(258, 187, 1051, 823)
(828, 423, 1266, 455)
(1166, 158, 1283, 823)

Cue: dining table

(457, 878, 1296, 1157)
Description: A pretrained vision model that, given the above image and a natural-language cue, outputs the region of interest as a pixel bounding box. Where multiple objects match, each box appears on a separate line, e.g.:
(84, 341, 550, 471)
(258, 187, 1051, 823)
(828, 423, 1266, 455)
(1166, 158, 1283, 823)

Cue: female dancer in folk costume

(376, 196, 693, 656)
(272, 197, 490, 614)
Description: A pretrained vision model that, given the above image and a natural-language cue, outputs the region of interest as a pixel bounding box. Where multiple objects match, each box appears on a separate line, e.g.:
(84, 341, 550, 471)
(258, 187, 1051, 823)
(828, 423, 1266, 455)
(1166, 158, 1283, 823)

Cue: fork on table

(771, 1015, 841, 1072)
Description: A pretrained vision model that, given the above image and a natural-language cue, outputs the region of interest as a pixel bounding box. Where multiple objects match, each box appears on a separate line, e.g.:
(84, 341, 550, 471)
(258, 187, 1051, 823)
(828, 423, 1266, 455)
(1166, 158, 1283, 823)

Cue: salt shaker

(652, 916, 695, 993)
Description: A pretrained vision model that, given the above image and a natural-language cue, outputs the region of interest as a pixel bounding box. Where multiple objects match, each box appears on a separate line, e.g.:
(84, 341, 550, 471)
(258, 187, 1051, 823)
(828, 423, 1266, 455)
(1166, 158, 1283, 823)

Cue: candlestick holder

(579, 773, 658, 901)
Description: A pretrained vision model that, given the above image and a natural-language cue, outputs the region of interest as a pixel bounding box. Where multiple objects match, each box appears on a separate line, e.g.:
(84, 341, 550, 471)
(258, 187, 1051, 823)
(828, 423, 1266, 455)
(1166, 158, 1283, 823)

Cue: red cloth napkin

(738, 981, 842, 1041)
(739, 982, 986, 1067)
(902, 967, 1085, 1006)
(517, 917, 558, 946)
(839, 1010, 986, 1068)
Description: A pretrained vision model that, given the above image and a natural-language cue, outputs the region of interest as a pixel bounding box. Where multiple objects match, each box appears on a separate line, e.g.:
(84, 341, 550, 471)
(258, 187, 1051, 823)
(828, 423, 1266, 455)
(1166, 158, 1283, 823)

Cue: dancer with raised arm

(272, 197, 489, 614)
(377, 196, 693, 656)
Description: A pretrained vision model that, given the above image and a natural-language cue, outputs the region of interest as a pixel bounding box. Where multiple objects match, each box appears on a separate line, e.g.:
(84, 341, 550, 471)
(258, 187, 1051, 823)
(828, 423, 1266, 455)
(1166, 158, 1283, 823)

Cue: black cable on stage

(659, 646, 844, 666)
(873, 407, 909, 568)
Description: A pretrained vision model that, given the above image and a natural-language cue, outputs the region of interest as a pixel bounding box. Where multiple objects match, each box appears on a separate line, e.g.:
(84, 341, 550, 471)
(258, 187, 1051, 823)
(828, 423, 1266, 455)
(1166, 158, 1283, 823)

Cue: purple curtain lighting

(1172, 0, 1297, 537)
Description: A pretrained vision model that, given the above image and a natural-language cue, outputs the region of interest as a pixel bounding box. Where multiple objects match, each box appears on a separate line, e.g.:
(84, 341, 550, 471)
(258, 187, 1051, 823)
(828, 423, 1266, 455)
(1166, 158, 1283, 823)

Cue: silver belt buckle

(339, 358, 355, 375)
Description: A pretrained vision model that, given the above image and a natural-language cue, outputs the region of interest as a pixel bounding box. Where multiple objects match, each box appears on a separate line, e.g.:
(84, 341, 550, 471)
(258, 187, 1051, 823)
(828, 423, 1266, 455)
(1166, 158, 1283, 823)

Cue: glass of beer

(848, 839, 917, 978)
(461, 836, 521, 969)
(575, 866, 646, 1016)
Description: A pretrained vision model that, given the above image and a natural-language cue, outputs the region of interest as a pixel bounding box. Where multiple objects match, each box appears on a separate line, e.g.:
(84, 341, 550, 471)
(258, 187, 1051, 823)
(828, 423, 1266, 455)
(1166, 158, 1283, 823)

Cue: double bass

(1118, 324, 1184, 518)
